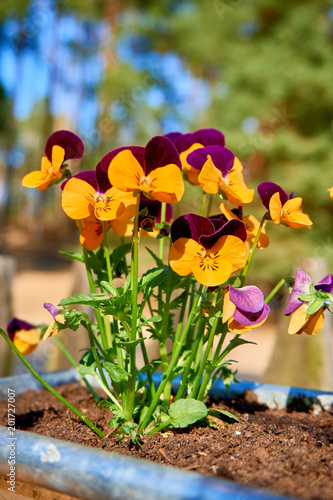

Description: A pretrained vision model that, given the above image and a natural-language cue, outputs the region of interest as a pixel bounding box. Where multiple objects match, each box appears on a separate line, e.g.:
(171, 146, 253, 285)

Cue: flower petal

(169, 238, 202, 276)
(214, 235, 248, 272)
(191, 255, 233, 287)
(188, 145, 234, 177)
(171, 214, 215, 244)
(198, 156, 222, 194)
(269, 192, 282, 225)
(145, 136, 182, 174)
(222, 290, 236, 322)
(147, 164, 184, 203)
(62, 178, 96, 219)
(285, 268, 312, 315)
(108, 149, 145, 192)
(257, 182, 289, 210)
(13, 329, 41, 355)
(45, 130, 84, 161)
(228, 285, 265, 314)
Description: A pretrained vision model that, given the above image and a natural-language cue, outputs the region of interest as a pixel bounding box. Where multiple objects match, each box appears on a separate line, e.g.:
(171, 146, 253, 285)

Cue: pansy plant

(1, 126, 331, 443)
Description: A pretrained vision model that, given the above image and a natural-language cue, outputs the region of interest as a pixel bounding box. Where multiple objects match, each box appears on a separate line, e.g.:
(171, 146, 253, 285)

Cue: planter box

(1, 369, 333, 500)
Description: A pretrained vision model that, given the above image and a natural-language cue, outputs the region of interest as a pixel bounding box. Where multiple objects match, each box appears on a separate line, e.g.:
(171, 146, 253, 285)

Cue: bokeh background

(1, 0, 333, 388)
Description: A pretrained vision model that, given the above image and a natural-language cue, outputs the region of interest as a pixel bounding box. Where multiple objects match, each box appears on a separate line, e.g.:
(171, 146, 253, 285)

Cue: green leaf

(100, 281, 120, 297)
(145, 247, 164, 267)
(139, 266, 169, 290)
(110, 243, 132, 269)
(103, 362, 128, 383)
(168, 398, 208, 428)
(306, 297, 326, 315)
(58, 251, 84, 263)
(208, 408, 240, 423)
(59, 294, 107, 307)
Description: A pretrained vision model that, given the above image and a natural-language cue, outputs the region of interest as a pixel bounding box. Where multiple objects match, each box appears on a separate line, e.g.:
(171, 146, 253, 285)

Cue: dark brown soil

(1, 383, 333, 500)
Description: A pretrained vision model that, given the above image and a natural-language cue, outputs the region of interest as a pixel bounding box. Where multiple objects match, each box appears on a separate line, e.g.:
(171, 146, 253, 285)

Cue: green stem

(204, 194, 213, 217)
(175, 314, 207, 401)
(138, 284, 204, 433)
(199, 192, 207, 216)
(239, 214, 267, 286)
(102, 221, 112, 283)
(265, 278, 286, 303)
(159, 202, 167, 262)
(192, 314, 220, 400)
(0, 329, 104, 437)
(126, 192, 141, 420)
(80, 243, 108, 351)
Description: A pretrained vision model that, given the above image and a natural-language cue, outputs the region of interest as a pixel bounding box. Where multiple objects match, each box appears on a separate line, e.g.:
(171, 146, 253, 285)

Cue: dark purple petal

(96, 163, 112, 193)
(233, 303, 270, 326)
(285, 268, 312, 315)
(200, 219, 247, 248)
(44, 302, 61, 319)
(100, 146, 145, 173)
(228, 285, 265, 314)
(257, 182, 289, 210)
(314, 274, 333, 294)
(171, 213, 215, 244)
(45, 130, 84, 162)
(190, 128, 225, 147)
(7, 318, 35, 341)
(164, 132, 183, 144)
(61, 169, 99, 192)
(187, 145, 234, 177)
(145, 136, 182, 174)
(208, 214, 229, 231)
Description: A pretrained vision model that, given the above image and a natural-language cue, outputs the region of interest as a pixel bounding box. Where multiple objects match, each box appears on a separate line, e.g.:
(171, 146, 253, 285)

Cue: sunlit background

(1, 0, 333, 388)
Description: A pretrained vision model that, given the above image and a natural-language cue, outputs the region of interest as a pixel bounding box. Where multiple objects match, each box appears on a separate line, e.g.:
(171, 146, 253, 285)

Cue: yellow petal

(111, 219, 134, 237)
(169, 238, 203, 276)
(288, 303, 309, 335)
(147, 164, 185, 203)
(94, 188, 125, 221)
(191, 256, 233, 287)
(198, 156, 222, 194)
(219, 203, 237, 221)
(62, 178, 96, 219)
(51, 145, 65, 178)
(22, 169, 52, 190)
(243, 215, 269, 249)
(303, 309, 324, 335)
(14, 329, 41, 355)
(269, 192, 282, 225)
(282, 198, 312, 229)
(108, 149, 144, 192)
(180, 143, 203, 185)
(214, 235, 248, 272)
(222, 289, 236, 322)
(327, 187, 333, 200)
(80, 222, 104, 250)
(220, 169, 254, 206)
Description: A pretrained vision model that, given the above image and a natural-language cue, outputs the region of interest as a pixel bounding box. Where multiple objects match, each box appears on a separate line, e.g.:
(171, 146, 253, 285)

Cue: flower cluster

(1, 127, 331, 440)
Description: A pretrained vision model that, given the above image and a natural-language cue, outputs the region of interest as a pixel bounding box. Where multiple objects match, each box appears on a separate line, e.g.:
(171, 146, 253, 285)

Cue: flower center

(94, 193, 109, 207)
(140, 175, 152, 187)
(199, 249, 219, 271)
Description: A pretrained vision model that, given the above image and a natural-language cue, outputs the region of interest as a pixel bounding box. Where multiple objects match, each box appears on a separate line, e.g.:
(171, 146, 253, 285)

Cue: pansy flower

(285, 269, 333, 335)
(327, 187, 333, 200)
(62, 163, 135, 222)
(220, 203, 269, 248)
(257, 182, 312, 229)
(186, 146, 254, 206)
(223, 285, 270, 334)
(43, 303, 66, 340)
(165, 128, 225, 185)
(22, 130, 84, 191)
(104, 136, 184, 204)
(6, 318, 41, 355)
(169, 214, 248, 287)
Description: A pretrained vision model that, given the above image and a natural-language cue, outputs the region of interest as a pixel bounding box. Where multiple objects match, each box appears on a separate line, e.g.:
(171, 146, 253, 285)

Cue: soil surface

(1, 384, 333, 500)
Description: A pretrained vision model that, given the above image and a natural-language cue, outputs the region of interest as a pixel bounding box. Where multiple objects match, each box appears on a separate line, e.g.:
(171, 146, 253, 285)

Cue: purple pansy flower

(223, 285, 270, 333)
